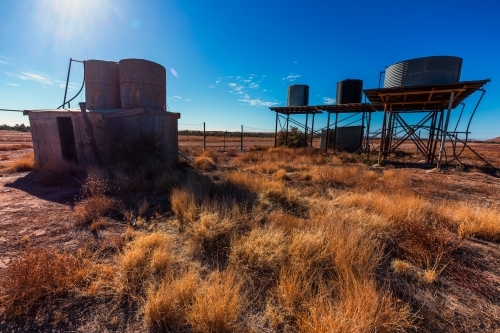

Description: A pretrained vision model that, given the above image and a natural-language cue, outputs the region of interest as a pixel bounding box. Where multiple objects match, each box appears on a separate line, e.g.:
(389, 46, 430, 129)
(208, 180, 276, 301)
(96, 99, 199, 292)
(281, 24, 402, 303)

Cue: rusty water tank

(336, 79, 363, 104)
(119, 59, 166, 110)
(287, 84, 309, 106)
(84, 60, 121, 109)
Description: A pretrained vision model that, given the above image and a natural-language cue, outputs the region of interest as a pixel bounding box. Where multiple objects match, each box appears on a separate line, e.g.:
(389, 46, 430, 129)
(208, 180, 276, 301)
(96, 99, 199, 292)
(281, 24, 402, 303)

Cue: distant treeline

(179, 130, 274, 138)
(0, 123, 30, 132)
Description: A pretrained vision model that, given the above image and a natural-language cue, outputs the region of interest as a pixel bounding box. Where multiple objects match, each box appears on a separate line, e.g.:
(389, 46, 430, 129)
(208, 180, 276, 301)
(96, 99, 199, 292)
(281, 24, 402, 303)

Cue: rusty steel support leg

(437, 91, 455, 168)
(310, 113, 315, 147)
(285, 114, 289, 145)
(325, 112, 330, 153)
(377, 103, 388, 164)
(384, 106, 393, 157)
(431, 109, 444, 163)
(274, 112, 278, 148)
(333, 112, 338, 151)
(304, 113, 309, 147)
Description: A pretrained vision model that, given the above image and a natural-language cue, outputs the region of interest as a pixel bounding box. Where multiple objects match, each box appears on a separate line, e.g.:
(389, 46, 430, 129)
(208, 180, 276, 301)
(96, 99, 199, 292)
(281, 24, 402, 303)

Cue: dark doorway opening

(57, 117, 78, 163)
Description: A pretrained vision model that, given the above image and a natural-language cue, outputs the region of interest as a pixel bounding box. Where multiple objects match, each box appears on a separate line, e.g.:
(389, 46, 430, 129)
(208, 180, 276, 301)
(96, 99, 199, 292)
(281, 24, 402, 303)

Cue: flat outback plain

(1, 129, 500, 332)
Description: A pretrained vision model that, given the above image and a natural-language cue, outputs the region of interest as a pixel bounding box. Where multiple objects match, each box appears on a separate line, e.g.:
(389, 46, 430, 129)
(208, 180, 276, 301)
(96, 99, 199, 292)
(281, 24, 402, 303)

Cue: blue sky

(1, 0, 499, 139)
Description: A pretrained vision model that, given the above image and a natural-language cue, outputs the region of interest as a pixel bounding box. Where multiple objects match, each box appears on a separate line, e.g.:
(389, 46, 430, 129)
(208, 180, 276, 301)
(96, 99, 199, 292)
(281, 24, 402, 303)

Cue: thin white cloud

(323, 97, 336, 105)
(172, 95, 183, 100)
(4, 68, 79, 91)
(228, 83, 244, 94)
(184, 99, 192, 102)
(249, 82, 260, 90)
(215, 80, 221, 84)
(207, 85, 215, 88)
(239, 94, 278, 107)
(282, 73, 301, 82)
(7, 83, 19, 86)
(0, 60, 9, 65)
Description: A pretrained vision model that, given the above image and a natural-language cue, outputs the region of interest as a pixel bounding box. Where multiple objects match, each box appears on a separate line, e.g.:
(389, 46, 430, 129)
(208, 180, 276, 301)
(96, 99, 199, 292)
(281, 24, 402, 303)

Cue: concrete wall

(28, 108, 180, 169)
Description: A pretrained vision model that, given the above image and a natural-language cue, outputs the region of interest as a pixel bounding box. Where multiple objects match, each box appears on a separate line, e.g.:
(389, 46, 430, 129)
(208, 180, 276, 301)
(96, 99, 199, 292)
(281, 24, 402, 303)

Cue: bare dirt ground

(1, 130, 500, 332)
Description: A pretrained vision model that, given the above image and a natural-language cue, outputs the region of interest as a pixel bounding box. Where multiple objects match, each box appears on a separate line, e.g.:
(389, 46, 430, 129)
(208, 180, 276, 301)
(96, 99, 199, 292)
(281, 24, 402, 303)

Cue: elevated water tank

(84, 60, 121, 109)
(384, 56, 462, 88)
(119, 59, 166, 110)
(336, 79, 363, 104)
(287, 84, 309, 106)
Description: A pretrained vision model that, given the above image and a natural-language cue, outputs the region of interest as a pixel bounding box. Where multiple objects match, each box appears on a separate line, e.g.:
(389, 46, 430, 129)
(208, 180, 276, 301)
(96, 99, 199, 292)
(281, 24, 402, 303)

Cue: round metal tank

(336, 79, 363, 104)
(84, 60, 120, 109)
(119, 59, 166, 110)
(287, 84, 309, 106)
(384, 56, 462, 88)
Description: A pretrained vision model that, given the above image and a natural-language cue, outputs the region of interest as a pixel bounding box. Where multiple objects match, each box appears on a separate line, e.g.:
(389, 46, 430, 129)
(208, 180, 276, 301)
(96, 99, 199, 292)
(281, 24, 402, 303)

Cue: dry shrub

(200, 149, 218, 163)
(187, 210, 238, 265)
(145, 268, 199, 331)
(0, 247, 84, 318)
(275, 169, 287, 180)
(118, 232, 175, 297)
(268, 211, 309, 231)
(1, 153, 9, 160)
(74, 195, 116, 225)
(225, 171, 285, 198)
(89, 217, 107, 232)
(186, 270, 245, 333)
(381, 169, 412, 193)
(296, 278, 413, 333)
(450, 204, 500, 241)
(226, 148, 239, 157)
(195, 156, 216, 171)
(171, 187, 197, 227)
(8, 152, 34, 172)
(311, 165, 360, 187)
(230, 227, 288, 276)
(336, 192, 460, 271)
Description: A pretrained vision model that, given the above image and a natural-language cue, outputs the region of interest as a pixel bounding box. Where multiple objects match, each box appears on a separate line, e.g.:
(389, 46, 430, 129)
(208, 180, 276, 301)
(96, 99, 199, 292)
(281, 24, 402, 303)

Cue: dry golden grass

(311, 165, 360, 187)
(171, 187, 197, 227)
(145, 268, 199, 331)
(194, 155, 216, 171)
(8, 152, 34, 172)
(74, 195, 116, 225)
(186, 270, 245, 333)
(0, 143, 32, 151)
(0, 248, 85, 318)
(449, 204, 500, 241)
(117, 232, 175, 297)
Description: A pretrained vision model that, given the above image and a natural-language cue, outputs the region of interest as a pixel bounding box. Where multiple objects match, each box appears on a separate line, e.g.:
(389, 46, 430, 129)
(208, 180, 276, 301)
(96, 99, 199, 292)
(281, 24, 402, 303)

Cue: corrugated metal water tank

(336, 79, 363, 104)
(119, 59, 166, 110)
(84, 60, 121, 109)
(287, 84, 309, 106)
(384, 56, 463, 88)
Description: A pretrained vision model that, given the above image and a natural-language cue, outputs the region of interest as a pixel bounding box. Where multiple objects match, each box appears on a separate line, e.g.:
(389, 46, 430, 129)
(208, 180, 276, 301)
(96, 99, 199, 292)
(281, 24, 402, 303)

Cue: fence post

(241, 125, 243, 150)
(224, 131, 226, 151)
(203, 122, 206, 151)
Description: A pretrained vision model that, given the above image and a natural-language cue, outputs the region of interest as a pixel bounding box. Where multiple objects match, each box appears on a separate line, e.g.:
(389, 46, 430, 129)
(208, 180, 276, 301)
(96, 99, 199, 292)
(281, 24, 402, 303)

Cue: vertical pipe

(285, 114, 289, 145)
(325, 112, 331, 153)
(333, 113, 338, 150)
(437, 91, 455, 168)
(304, 113, 309, 147)
(366, 111, 372, 158)
(432, 109, 444, 163)
(360, 110, 365, 151)
(384, 106, 393, 156)
(378, 104, 388, 164)
(241, 125, 243, 150)
(63, 58, 73, 109)
(274, 112, 278, 148)
(203, 122, 206, 151)
(310, 113, 315, 147)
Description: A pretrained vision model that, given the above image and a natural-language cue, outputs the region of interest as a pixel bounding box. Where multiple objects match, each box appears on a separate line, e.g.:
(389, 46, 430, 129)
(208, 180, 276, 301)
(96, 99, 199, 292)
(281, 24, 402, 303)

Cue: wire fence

(178, 122, 275, 150)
